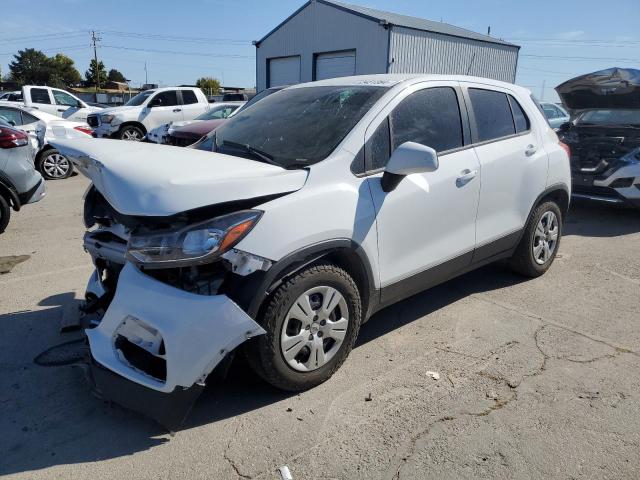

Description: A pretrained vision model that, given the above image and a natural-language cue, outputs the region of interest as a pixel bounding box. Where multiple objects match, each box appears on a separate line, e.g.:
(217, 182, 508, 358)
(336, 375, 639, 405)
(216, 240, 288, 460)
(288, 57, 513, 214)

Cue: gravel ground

(1, 175, 639, 479)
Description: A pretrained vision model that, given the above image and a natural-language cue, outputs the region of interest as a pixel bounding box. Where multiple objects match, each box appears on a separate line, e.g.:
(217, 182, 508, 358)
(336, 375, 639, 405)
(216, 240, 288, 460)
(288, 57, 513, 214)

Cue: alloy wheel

(122, 129, 142, 141)
(280, 286, 349, 372)
(533, 211, 559, 265)
(42, 153, 70, 179)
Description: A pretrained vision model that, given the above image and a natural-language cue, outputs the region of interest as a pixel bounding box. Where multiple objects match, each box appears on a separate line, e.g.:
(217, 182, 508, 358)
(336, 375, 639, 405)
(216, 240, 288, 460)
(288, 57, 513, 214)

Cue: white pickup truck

(88, 87, 210, 141)
(0, 86, 102, 122)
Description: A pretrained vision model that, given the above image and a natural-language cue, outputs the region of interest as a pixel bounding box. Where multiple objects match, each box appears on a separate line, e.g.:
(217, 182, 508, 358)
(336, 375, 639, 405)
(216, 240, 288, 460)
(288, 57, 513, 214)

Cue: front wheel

(37, 149, 73, 180)
(246, 263, 362, 391)
(510, 201, 562, 277)
(118, 125, 144, 141)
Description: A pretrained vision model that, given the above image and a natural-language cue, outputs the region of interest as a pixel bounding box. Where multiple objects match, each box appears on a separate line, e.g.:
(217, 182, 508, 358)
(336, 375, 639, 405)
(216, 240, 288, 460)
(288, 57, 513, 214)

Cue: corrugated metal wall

(389, 26, 518, 83)
(256, 1, 388, 91)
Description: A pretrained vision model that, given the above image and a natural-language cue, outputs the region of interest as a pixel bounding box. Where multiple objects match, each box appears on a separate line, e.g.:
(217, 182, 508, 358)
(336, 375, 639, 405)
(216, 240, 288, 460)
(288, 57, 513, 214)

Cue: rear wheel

(118, 125, 144, 141)
(246, 263, 362, 391)
(0, 195, 10, 233)
(37, 149, 73, 180)
(510, 201, 562, 277)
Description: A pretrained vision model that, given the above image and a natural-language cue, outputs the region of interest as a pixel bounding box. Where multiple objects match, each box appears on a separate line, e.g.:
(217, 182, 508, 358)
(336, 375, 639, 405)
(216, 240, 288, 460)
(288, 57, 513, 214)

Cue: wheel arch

(118, 121, 147, 136)
(0, 173, 21, 211)
(535, 183, 570, 219)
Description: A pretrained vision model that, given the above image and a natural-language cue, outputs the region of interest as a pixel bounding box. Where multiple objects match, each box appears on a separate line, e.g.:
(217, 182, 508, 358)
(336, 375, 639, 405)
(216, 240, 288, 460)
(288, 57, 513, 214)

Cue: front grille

(87, 115, 100, 128)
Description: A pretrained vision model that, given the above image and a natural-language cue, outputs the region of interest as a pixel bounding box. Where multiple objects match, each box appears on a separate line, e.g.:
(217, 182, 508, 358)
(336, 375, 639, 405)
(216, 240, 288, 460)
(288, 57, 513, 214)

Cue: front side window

(366, 117, 391, 170)
(181, 90, 198, 105)
(469, 88, 515, 142)
(52, 90, 80, 107)
(150, 91, 179, 107)
(208, 85, 388, 168)
(391, 87, 464, 153)
(30, 88, 51, 104)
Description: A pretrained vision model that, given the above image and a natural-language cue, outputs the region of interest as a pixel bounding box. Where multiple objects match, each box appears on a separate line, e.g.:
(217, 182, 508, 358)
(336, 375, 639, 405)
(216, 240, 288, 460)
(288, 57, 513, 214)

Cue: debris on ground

(278, 465, 293, 480)
(426, 371, 440, 380)
(365, 392, 373, 401)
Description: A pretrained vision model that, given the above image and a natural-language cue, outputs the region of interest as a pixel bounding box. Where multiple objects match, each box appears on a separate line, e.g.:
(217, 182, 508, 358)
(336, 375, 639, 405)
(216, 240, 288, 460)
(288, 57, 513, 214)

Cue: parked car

(165, 88, 284, 147)
(88, 87, 209, 141)
(0, 124, 46, 232)
(0, 91, 22, 102)
(540, 102, 570, 129)
(556, 68, 640, 208)
(146, 102, 244, 144)
(1, 86, 102, 122)
(0, 104, 93, 179)
(52, 74, 570, 429)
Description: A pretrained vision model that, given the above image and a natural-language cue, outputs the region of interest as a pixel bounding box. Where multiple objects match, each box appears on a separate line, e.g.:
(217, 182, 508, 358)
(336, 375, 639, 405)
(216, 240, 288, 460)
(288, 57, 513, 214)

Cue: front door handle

(173, 108, 182, 112)
(456, 169, 478, 187)
(525, 144, 537, 156)
(57, 108, 66, 112)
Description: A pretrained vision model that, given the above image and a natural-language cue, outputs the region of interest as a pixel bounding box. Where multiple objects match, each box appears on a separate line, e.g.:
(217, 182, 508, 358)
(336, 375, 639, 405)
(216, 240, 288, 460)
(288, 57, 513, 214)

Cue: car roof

(285, 74, 530, 95)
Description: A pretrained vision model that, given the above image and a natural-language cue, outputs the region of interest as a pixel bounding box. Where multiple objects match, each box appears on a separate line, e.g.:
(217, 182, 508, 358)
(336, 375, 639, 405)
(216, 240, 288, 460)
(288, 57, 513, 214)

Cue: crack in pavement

(223, 423, 253, 479)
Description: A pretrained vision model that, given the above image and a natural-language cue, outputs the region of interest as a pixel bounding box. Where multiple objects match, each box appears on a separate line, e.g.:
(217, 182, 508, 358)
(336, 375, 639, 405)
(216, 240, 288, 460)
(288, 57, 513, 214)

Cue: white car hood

(50, 138, 308, 216)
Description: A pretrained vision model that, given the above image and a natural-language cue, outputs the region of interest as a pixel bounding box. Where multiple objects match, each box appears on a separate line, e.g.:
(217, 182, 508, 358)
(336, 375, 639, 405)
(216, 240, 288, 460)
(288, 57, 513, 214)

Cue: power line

(101, 44, 254, 59)
(0, 30, 88, 43)
(520, 53, 640, 62)
(100, 30, 252, 45)
(0, 44, 89, 56)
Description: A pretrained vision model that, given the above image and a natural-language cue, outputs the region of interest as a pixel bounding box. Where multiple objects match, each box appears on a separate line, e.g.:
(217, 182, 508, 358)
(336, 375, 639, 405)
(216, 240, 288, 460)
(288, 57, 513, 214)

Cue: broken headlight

(126, 210, 262, 268)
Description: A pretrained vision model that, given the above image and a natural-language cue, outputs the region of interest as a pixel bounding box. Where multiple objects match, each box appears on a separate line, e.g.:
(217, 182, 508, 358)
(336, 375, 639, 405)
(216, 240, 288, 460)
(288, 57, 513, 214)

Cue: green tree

(85, 59, 108, 88)
(51, 54, 81, 86)
(107, 68, 127, 83)
(195, 76, 221, 95)
(9, 48, 53, 85)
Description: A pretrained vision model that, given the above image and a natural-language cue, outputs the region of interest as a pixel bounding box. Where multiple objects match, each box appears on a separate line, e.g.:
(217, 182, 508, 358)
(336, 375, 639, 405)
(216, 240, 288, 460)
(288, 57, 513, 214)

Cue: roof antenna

(487, 26, 491, 36)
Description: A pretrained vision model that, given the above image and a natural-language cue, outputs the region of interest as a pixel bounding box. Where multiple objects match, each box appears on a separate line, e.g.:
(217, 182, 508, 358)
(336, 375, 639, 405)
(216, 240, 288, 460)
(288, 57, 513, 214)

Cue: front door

(145, 90, 184, 130)
(367, 84, 481, 303)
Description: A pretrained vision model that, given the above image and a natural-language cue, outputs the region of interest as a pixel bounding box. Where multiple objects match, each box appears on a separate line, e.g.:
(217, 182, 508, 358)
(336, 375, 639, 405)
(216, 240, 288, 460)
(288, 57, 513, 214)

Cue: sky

(1, 0, 638, 102)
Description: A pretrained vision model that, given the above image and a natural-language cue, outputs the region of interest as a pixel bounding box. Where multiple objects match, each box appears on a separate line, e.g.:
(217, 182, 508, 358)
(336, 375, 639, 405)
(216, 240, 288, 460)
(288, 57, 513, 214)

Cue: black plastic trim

(17, 179, 43, 205)
(0, 172, 21, 211)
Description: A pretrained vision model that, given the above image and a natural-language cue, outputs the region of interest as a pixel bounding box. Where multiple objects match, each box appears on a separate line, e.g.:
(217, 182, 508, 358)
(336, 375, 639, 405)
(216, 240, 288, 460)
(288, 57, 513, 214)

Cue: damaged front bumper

(86, 262, 265, 430)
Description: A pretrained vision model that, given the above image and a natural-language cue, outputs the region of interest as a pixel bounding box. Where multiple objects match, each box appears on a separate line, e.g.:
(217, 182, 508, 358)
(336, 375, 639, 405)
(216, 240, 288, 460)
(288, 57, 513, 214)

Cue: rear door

(463, 84, 548, 261)
(179, 90, 207, 120)
(145, 90, 183, 130)
(24, 87, 57, 116)
(268, 56, 300, 88)
(315, 50, 356, 81)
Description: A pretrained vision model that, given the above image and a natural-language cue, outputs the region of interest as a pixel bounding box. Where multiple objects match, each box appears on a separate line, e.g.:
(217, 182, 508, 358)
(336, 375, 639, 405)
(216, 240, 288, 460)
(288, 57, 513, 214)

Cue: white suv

(53, 74, 570, 429)
(88, 87, 209, 141)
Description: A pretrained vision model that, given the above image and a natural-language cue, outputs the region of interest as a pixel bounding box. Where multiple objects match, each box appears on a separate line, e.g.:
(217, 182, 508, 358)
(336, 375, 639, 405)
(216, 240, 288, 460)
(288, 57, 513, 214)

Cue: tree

(107, 68, 127, 83)
(85, 59, 108, 88)
(9, 48, 54, 85)
(51, 54, 81, 86)
(196, 77, 221, 95)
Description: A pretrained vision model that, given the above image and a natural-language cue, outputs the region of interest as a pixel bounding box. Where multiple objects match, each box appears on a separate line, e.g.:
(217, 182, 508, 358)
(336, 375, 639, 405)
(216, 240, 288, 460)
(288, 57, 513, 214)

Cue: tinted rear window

(181, 90, 198, 105)
(508, 95, 530, 133)
(469, 88, 515, 142)
(31, 88, 51, 104)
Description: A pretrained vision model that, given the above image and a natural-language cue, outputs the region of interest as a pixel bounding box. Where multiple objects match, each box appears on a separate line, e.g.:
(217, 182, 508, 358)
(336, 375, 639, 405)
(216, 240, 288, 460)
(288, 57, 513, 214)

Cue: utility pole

(91, 30, 102, 94)
(144, 61, 148, 85)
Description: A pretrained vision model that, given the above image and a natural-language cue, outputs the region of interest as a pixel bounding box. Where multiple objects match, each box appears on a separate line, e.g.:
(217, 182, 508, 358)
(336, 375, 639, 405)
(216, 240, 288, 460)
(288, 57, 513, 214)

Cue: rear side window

(0, 107, 23, 125)
(469, 88, 515, 142)
(181, 90, 198, 105)
(391, 87, 463, 153)
(150, 90, 179, 107)
(22, 111, 39, 124)
(508, 95, 530, 133)
(30, 88, 51, 104)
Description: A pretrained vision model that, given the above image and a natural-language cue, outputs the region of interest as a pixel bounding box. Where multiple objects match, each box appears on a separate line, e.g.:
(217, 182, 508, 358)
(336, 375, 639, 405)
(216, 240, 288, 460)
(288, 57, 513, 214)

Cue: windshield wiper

(220, 140, 281, 167)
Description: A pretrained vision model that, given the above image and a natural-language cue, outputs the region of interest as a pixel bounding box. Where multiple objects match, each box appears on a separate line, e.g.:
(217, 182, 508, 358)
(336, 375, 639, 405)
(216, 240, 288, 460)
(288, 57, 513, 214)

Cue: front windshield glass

(203, 85, 388, 168)
(125, 90, 156, 106)
(577, 109, 640, 126)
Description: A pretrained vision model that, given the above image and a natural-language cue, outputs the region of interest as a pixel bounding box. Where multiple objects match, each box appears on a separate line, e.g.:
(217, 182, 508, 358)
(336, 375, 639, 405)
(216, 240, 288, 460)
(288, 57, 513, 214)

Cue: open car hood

(556, 68, 640, 111)
(50, 138, 308, 216)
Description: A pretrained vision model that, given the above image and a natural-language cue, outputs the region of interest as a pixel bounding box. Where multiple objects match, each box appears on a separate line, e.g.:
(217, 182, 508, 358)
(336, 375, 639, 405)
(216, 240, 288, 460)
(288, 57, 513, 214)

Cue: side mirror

(8, 120, 16, 126)
(146, 102, 155, 109)
(381, 141, 439, 192)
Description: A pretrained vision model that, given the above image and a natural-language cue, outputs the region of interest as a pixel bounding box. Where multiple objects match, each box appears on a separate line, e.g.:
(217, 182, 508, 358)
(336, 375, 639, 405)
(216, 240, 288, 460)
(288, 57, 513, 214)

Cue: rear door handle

(173, 108, 182, 112)
(525, 144, 537, 156)
(57, 108, 66, 112)
(456, 169, 478, 187)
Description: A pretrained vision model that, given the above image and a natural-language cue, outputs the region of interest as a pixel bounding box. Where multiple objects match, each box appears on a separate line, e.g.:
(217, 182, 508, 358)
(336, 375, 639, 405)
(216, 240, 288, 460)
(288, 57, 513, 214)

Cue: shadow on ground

(565, 200, 640, 238)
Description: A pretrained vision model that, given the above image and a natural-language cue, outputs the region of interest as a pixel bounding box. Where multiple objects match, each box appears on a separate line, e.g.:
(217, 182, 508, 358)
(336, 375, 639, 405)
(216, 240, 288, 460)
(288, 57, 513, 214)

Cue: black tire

(245, 263, 362, 391)
(37, 149, 73, 180)
(0, 195, 10, 233)
(118, 125, 145, 141)
(510, 200, 562, 277)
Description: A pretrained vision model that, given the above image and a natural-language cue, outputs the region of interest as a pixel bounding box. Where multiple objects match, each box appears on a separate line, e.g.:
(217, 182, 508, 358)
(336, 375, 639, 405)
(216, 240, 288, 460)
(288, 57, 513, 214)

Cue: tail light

(74, 126, 93, 136)
(559, 141, 571, 158)
(0, 127, 29, 149)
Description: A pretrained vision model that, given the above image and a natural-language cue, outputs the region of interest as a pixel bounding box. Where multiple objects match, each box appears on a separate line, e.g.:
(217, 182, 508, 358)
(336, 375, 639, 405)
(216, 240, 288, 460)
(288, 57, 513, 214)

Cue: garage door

(315, 50, 356, 81)
(268, 56, 301, 88)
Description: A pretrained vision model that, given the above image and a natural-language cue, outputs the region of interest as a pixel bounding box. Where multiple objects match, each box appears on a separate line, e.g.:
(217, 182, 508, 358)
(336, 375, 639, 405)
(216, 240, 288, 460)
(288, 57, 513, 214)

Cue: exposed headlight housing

(126, 210, 262, 267)
(100, 114, 116, 124)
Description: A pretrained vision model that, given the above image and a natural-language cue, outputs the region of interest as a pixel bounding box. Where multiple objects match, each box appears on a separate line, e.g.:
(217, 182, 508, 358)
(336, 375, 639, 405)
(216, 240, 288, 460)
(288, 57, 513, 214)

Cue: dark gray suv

(0, 123, 46, 233)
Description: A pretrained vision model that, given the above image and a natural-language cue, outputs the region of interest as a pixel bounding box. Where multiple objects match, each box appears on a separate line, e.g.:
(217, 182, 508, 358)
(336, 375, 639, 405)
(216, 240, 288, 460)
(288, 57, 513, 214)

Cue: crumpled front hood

(50, 138, 308, 216)
(556, 68, 640, 111)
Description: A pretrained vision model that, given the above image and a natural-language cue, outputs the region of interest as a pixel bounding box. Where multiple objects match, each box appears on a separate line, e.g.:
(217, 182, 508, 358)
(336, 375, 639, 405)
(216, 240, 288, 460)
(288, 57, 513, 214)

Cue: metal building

(254, 0, 520, 91)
